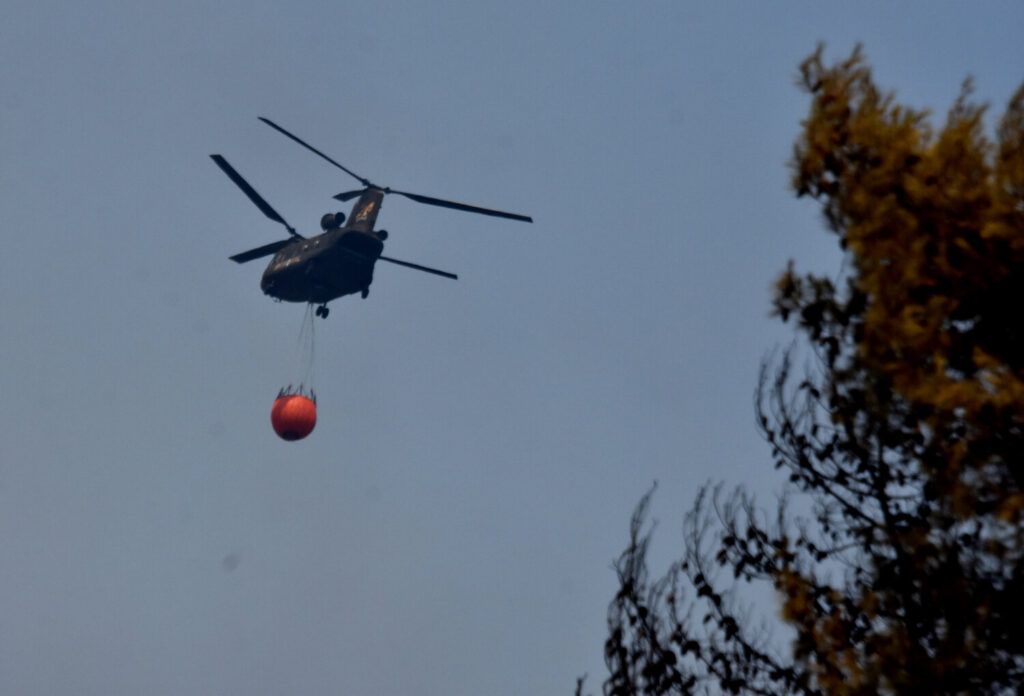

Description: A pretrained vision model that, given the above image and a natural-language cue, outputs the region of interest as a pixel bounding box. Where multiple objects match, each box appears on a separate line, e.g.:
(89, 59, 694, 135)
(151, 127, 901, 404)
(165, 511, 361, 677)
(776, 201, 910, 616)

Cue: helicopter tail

(341, 188, 385, 233)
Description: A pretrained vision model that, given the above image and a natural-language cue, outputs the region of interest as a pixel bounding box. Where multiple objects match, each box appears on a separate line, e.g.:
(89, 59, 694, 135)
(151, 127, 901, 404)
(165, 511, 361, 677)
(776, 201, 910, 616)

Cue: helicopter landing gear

(361, 287, 370, 299)
(315, 304, 330, 318)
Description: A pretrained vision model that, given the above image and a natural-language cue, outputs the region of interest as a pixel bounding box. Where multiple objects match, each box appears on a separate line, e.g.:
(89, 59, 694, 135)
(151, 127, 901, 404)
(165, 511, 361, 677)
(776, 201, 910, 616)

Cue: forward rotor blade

(258, 117, 369, 187)
(334, 245, 458, 280)
(229, 238, 294, 264)
(210, 155, 300, 237)
(378, 255, 458, 280)
(334, 245, 457, 279)
(394, 190, 533, 223)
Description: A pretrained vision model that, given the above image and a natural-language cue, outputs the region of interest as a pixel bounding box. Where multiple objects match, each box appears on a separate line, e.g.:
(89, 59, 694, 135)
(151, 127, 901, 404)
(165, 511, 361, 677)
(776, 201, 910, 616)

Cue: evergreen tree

(590, 46, 1024, 696)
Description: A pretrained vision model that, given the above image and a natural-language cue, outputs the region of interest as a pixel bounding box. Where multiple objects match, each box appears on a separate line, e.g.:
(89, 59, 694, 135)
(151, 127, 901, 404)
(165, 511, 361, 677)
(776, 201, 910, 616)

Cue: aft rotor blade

(210, 155, 299, 237)
(393, 190, 533, 223)
(334, 188, 368, 202)
(256, 117, 531, 223)
(258, 117, 369, 187)
(379, 255, 458, 280)
(229, 238, 294, 264)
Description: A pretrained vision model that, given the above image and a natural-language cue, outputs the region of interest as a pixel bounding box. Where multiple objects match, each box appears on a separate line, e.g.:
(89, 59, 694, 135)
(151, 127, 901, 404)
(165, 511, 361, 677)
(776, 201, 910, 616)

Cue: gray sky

(3, 2, 1023, 694)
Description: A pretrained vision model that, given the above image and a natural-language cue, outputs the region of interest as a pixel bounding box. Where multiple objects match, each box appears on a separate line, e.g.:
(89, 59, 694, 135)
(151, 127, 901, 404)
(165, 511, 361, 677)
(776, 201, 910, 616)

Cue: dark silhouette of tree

(585, 46, 1024, 695)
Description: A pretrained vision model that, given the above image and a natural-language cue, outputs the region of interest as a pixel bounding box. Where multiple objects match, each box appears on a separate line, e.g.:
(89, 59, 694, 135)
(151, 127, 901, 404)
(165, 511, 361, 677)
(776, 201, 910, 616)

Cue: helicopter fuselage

(260, 228, 384, 304)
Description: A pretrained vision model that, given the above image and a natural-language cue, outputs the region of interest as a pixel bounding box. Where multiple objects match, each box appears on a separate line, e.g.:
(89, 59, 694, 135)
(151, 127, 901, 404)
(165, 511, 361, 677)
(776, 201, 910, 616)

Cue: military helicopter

(211, 117, 532, 318)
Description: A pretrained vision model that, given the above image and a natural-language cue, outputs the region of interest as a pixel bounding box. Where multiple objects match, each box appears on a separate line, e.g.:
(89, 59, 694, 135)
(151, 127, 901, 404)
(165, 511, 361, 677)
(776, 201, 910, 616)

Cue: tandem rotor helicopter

(211, 118, 533, 318)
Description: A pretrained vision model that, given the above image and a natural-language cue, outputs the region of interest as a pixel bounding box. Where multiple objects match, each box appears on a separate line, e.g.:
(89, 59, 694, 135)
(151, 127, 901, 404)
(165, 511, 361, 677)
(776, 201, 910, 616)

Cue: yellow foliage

(778, 45, 1024, 695)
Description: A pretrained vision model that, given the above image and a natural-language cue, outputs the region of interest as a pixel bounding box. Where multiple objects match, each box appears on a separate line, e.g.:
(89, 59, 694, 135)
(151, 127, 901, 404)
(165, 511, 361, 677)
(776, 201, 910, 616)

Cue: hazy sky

(3, 2, 1023, 694)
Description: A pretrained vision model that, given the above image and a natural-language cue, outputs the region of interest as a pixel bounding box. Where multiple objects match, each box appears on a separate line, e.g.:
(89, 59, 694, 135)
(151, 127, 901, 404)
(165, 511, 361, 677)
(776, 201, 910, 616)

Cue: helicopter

(211, 117, 532, 318)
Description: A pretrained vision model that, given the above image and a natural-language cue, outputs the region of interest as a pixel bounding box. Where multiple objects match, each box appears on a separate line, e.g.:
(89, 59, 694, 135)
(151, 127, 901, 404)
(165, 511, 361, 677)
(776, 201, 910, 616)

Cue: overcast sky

(3, 2, 1024, 694)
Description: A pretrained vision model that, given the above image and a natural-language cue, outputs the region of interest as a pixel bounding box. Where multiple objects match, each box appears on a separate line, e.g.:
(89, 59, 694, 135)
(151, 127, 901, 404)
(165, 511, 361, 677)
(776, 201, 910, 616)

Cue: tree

(587, 46, 1024, 696)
